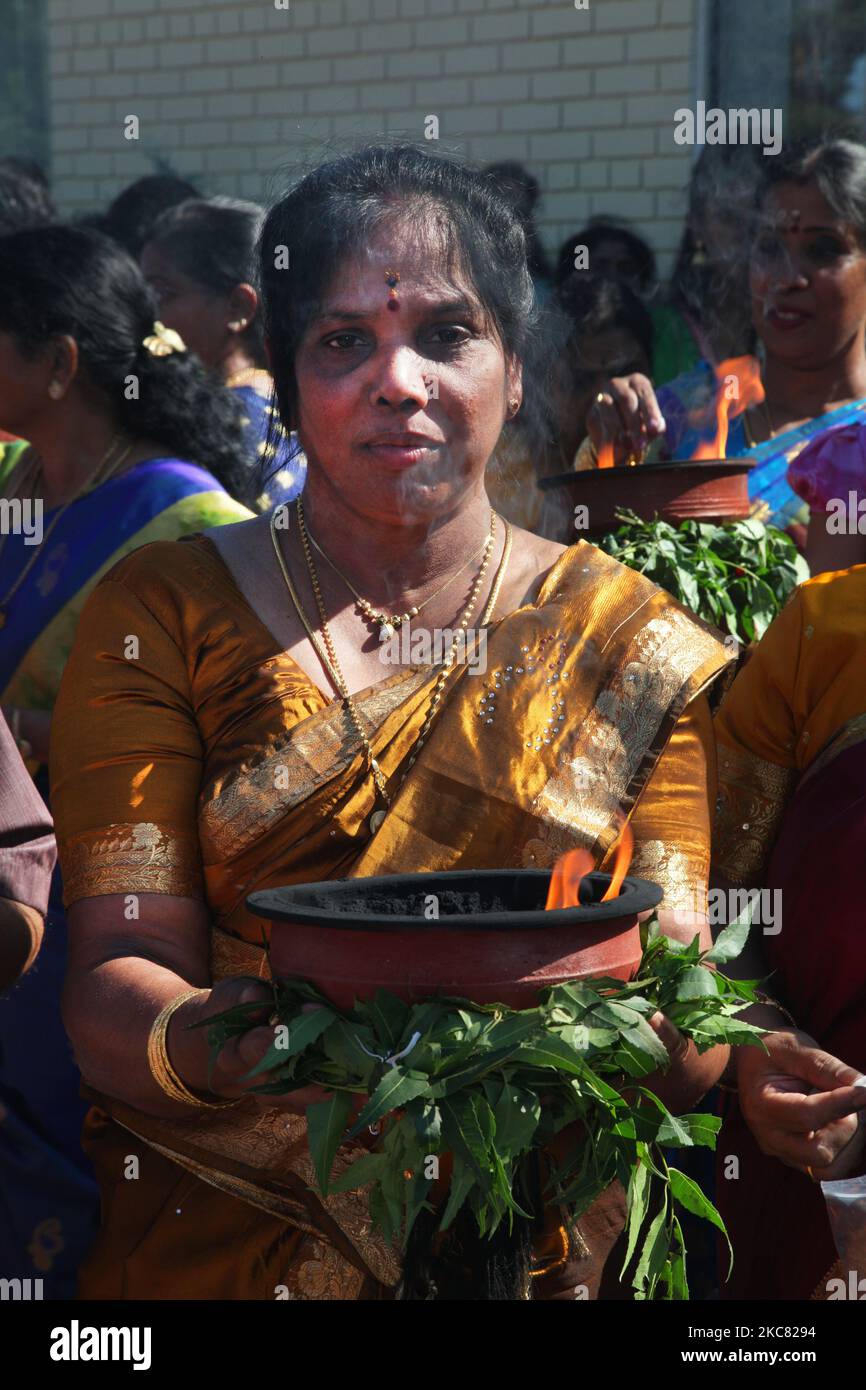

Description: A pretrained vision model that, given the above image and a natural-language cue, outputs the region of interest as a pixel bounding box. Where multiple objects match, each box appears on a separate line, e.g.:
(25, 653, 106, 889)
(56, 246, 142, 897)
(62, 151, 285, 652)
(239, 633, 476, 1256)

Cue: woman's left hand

(640, 1010, 729, 1115)
(736, 1028, 866, 1180)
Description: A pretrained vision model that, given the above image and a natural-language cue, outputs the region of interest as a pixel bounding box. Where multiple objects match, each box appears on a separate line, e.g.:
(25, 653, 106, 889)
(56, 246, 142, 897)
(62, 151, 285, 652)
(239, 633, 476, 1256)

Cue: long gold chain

(0, 434, 135, 629)
(270, 500, 512, 833)
(305, 522, 494, 643)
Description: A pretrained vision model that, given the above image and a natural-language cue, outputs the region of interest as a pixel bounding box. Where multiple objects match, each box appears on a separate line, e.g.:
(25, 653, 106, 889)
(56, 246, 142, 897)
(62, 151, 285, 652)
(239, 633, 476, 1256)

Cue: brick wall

(45, 0, 701, 271)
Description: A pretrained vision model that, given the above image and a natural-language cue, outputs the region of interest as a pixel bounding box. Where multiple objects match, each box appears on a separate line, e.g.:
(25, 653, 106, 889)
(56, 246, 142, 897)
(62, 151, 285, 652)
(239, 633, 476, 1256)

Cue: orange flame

(545, 847, 594, 910)
(692, 355, 765, 461)
(597, 441, 615, 470)
(544, 816, 634, 910)
(600, 817, 634, 902)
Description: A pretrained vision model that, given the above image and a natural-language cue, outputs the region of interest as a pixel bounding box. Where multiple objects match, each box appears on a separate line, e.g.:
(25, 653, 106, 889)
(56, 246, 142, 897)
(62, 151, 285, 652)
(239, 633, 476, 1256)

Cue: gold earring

(508, 399, 519, 415)
(48, 381, 63, 400)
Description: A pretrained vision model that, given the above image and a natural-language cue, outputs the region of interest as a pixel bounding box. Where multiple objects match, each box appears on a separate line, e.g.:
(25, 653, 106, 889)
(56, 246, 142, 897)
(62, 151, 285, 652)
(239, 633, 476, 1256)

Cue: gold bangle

(147, 988, 241, 1109)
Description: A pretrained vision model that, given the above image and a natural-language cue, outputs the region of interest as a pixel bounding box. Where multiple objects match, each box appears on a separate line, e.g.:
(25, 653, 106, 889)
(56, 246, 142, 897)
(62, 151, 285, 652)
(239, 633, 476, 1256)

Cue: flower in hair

(142, 321, 187, 357)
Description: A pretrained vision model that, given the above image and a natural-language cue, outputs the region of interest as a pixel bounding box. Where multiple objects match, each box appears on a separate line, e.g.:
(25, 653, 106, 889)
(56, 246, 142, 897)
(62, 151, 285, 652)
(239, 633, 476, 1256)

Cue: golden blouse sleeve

(50, 575, 205, 905)
(617, 692, 716, 917)
(711, 594, 801, 887)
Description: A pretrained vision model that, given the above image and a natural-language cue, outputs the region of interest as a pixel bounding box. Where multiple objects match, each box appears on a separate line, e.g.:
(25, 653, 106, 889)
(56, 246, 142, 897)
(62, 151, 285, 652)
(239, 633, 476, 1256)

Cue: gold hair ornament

(142, 321, 187, 357)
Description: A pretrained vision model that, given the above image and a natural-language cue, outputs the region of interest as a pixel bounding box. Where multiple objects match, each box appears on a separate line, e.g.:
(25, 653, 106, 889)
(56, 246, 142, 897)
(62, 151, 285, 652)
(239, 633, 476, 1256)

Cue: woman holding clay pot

(54, 146, 735, 1301)
(578, 138, 866, 542)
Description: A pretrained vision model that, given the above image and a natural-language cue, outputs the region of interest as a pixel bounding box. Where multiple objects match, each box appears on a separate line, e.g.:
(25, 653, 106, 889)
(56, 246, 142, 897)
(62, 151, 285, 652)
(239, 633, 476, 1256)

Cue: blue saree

(0, 450, 251, 1296)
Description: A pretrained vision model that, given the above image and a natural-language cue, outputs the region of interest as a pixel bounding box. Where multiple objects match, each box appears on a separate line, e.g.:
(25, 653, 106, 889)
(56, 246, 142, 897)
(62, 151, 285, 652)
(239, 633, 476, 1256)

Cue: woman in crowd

(580, 138, 866, 536)
(54, 144, 736, 1301)
(556, 275, 653, 468)
(486, 275, 653, 531)
(711, 564, 866, 1299)
(141, 196, 306, 507)
(0, 223, 253, 1289)
(664, 147, 760, 371)
(555, 217, 696, 385)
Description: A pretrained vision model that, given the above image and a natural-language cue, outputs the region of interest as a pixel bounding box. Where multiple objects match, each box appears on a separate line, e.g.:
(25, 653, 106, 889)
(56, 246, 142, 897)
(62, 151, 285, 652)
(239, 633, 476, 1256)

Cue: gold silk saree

(51, 533, 734, 1299)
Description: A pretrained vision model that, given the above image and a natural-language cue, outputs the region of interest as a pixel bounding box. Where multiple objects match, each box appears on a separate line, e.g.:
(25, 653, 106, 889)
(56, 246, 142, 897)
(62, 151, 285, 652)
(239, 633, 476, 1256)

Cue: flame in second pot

(544, 817, 634, 910)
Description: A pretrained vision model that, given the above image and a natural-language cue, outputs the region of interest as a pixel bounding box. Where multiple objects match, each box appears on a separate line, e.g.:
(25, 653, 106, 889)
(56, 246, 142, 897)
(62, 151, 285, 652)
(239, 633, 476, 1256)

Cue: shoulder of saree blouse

(796, 560, 866, 630)
(95, 532, 258, 644)
(531, 540, 734, 675)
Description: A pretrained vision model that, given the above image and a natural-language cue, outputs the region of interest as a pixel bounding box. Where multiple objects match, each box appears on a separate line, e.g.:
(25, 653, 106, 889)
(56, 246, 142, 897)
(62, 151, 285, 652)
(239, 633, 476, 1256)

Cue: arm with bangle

(62, 892, 331, 1120)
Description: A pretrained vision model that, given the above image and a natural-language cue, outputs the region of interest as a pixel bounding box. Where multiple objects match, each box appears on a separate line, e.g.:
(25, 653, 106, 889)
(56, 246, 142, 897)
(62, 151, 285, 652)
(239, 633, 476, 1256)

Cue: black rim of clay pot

(246, 869, 663, 933)
(538, 457, 755, 488)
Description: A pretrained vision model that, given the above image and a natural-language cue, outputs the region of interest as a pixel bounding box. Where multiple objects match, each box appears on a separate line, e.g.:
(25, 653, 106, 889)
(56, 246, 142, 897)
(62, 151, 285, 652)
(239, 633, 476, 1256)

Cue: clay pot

(538, 458, 754, 541)
(246, 869, 661, 1010)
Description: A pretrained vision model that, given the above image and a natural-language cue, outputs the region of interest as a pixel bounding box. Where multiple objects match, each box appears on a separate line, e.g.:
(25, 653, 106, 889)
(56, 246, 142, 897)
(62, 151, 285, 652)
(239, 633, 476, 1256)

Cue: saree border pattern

(61, 822, 204, 902)
(198, 667, 432, 863)
(527, 607, 726, 874)
(713, 742, 798, 886)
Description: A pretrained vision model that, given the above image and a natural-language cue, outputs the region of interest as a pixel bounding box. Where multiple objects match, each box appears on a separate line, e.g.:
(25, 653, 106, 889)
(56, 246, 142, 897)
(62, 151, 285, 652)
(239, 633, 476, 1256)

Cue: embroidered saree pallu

(52, 535, 735, 1299)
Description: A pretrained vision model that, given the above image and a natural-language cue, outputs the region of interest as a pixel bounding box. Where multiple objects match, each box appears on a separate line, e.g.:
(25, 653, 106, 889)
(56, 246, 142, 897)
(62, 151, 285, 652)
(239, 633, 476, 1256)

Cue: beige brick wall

(45, 0, 700, 272)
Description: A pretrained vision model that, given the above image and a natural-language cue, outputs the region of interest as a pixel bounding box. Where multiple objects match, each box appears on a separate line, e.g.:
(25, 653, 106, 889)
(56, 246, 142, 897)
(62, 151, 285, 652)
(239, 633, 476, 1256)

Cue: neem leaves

(200, 916, 764, 1298)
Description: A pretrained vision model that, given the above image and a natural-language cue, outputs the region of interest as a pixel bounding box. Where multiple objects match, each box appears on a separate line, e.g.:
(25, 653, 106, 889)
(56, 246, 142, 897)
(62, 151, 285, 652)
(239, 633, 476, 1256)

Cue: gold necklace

(270, 500, 512, 834)
(306, 514, 496, 644)
(0, 434, 134, 630)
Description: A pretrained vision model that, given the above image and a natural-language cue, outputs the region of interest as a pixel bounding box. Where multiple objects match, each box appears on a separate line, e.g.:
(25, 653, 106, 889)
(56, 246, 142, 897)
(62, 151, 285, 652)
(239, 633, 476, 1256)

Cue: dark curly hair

(0, 224, 248, 499)
(258, 142, 549, 451)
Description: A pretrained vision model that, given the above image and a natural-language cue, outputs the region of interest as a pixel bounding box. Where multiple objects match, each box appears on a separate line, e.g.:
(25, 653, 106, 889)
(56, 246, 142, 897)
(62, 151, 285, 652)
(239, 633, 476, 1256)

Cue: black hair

(758, 135, 866, 248)
(258, 143, 544, 443)
(554, 218, 656, 293)
(0, 225, 248, 499)
(0, 167, 57, 237)
(145, 196, 267, 364)
(668, 146, 762, 310)
(556, 274, 654, 373)
(483, 160, 552, 282)
(0, 156, 50, 190)
(104, 174, 199, 258)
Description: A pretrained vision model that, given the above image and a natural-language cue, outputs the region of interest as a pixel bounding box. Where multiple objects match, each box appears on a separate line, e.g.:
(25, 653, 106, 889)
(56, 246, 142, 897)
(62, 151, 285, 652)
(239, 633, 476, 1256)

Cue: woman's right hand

(586, 374, 666, 465)
(173, 977, 340, 1116)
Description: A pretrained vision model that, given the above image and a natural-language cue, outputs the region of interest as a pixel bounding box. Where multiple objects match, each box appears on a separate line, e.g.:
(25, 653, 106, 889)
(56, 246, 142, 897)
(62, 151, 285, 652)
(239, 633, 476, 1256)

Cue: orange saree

(51, 534, 734, 1299)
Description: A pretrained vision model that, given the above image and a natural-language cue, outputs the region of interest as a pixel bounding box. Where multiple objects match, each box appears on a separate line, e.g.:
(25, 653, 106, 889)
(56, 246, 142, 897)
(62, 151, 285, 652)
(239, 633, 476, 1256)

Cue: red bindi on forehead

(385, 268, 400, 311)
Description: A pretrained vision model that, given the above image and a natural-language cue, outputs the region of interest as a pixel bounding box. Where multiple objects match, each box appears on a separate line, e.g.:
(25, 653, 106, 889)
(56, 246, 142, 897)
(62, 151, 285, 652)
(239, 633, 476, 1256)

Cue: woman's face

(750, 179, 866, 368)
(291, 225, 521, 526)
(587, 237, 645, 292)
(140, 241, 232, 369)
